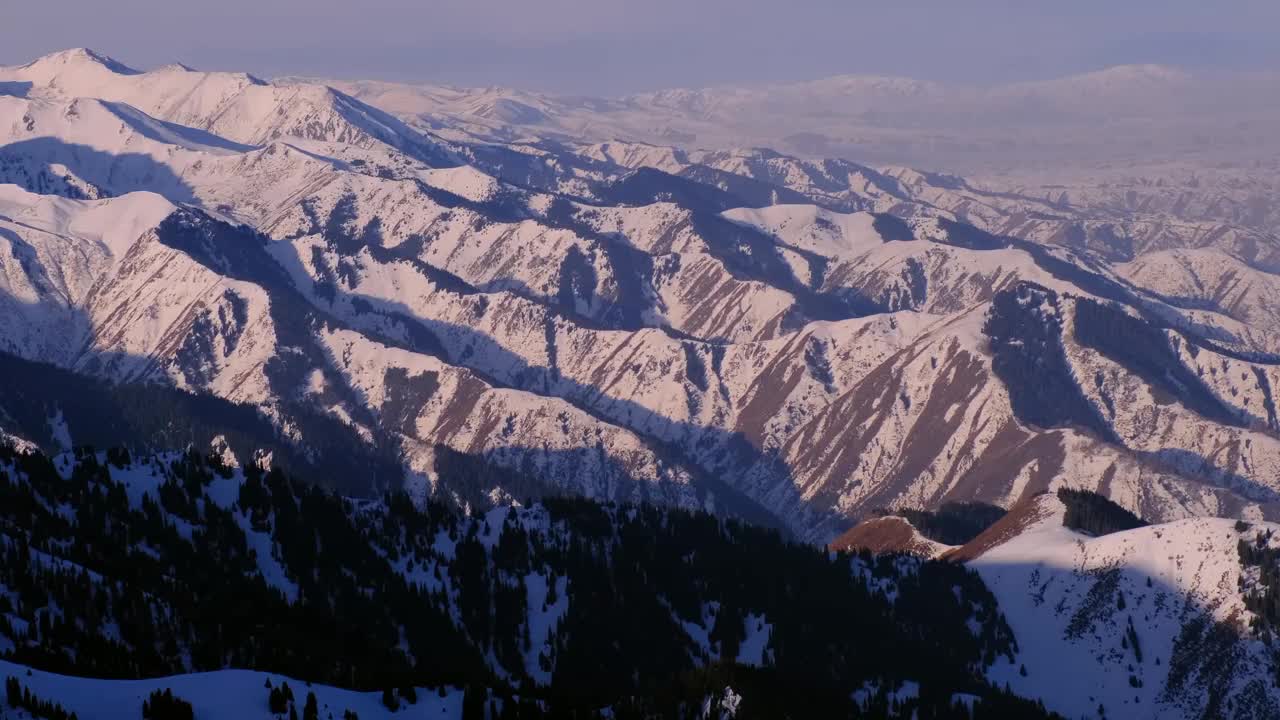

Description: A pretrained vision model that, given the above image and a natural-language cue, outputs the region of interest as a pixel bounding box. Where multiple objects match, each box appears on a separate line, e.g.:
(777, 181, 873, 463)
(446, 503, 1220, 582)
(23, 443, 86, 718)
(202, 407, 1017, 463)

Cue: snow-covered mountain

(319, 63, 1280, 173)
(1, 48, 1278, 547)
(3, 48, 454, 162)
(561, 142, 1280, 274)
(324, 66, 1280, 271)
(316, 63, 1199, 147)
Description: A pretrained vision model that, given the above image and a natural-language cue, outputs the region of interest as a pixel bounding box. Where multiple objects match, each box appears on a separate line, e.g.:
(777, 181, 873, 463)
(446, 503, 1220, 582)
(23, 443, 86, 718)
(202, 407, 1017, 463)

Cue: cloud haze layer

(6, 0, 1280, 93)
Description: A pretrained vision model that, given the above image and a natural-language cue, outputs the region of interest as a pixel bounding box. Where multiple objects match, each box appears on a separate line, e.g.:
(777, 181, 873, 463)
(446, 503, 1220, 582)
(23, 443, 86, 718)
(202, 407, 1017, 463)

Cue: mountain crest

(17, 47, 139, 76)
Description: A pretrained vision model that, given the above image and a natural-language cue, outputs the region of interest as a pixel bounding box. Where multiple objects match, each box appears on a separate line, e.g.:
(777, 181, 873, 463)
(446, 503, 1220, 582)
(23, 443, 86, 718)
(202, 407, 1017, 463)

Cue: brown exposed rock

(942, 492, 1058, 562)
(829, 515, 948, 557)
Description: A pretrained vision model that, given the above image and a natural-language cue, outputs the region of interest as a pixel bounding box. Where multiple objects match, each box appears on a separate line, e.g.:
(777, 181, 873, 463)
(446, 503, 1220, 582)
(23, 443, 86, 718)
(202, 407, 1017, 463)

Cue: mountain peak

(1004, 63, 1192, 98)
(154, 61, 198, 73)
(802, 73, 945, 97)
(1064, 63, 1192, 89)
(1086, 62, 1187, 80)
(20, 47, 139, 76)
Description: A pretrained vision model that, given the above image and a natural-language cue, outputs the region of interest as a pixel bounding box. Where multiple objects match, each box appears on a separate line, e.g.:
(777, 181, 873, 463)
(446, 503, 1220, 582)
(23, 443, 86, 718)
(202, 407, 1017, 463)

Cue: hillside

(963, 493, 1280, 719)
(4, 444, 1280, 718)
(0, 443, 1055, 718)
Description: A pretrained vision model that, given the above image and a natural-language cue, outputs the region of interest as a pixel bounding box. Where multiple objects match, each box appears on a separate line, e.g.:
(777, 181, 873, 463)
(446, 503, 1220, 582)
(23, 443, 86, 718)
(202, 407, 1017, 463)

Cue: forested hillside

(889, 503, 1009, 546)
(0, 443, 1056, 718)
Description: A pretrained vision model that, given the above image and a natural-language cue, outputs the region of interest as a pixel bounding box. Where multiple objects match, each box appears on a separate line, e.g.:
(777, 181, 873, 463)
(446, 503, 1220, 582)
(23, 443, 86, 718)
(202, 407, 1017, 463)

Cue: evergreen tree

(141, 688, 194, 720)
(462, 686, 486, 720)
(6, 676, 20, 708)
(269, 686, 289, 714)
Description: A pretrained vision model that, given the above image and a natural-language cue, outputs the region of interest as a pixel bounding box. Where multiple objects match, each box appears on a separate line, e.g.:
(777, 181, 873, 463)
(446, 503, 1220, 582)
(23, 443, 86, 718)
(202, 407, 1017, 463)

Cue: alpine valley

(0, 48, 1279, 719)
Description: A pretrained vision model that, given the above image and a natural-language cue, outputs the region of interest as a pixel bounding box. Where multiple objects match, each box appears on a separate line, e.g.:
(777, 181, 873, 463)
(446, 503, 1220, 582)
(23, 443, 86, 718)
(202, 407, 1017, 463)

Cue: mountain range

(0, 47, 1279, 718)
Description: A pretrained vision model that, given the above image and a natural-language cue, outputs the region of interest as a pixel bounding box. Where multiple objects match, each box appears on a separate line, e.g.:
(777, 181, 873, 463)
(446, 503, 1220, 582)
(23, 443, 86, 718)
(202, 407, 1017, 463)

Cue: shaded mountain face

(0, 48, 1278, 548)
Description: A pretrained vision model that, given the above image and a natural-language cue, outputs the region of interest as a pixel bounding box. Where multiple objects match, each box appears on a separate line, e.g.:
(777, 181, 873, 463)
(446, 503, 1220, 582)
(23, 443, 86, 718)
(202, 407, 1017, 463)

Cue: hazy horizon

(6, 1, 1280, 94)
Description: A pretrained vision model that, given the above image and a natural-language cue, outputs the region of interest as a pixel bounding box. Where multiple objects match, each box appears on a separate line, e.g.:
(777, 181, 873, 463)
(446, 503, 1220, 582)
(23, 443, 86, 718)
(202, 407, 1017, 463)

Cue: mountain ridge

(1, 48, 1277, 545)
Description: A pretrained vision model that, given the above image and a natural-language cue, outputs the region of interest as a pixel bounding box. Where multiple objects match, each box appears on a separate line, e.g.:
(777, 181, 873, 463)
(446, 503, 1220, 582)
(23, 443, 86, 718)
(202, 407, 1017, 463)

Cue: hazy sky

(6, 1, 1280, 93)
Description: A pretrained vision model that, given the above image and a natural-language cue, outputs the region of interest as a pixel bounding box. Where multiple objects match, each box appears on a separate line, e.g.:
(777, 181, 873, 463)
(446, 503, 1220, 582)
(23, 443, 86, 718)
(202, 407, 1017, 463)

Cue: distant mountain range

(0, 48, 1279, 718)
(312, 62, 1280, 170)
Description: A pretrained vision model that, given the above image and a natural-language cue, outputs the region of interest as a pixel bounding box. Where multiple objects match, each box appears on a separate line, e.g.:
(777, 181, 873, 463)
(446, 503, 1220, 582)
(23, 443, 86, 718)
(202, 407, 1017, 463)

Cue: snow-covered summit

(10, 47, 140, 84)
(0, 47, 452, 164)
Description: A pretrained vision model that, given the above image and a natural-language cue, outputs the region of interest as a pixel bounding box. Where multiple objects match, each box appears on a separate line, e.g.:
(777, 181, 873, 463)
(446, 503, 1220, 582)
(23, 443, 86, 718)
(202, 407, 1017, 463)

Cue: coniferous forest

(884, 503, 1009, 546)
(1239, 529, 1280, 637)
(1236, 528, 1280, 687)
(1056, 488, 1148, 537)
(0, 443, 1060, 718)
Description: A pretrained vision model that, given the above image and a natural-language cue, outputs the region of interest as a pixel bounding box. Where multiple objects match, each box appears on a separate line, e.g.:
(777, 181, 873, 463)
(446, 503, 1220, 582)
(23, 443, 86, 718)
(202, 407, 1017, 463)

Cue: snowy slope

(0, 660, 464, 720)
(968, 494, 1280, 720)
(0, 49, 451, 159)
(0, 186, 279, 397)
(1119, 249, 1280, 352)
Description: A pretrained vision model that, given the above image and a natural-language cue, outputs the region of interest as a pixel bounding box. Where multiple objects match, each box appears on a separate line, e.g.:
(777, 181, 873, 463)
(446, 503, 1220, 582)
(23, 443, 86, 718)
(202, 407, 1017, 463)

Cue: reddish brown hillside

(941, 492, 1057, 562)
(829, 516, 948, 557)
